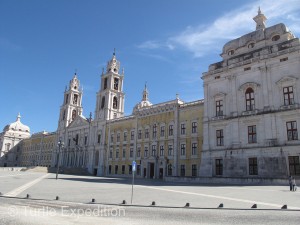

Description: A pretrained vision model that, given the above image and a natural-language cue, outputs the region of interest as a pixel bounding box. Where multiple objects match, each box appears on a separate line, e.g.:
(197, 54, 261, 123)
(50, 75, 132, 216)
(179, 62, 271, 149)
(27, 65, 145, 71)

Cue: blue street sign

(132, 161, 136, 172)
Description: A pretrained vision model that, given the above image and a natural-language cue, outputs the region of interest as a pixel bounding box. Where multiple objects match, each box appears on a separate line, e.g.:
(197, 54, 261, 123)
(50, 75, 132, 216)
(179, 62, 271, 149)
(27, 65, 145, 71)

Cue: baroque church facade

(54, 53, 204, 178)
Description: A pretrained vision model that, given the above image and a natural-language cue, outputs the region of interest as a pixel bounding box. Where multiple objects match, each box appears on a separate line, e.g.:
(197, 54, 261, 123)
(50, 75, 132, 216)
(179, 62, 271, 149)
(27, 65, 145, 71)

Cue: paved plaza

(0, 170, 299, 224)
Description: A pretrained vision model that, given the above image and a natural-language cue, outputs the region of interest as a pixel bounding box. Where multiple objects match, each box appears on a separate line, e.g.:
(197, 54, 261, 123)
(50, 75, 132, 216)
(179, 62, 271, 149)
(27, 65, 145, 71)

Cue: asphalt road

(0, 171, 300, 224)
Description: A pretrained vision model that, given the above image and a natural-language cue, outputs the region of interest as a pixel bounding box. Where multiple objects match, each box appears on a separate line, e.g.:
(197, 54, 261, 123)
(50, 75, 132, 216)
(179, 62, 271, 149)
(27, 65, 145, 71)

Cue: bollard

(122, 200, 127, 205)
(92, 198, 95, 203)
(151, 201, 156, 206)
(26, 194, 30, 199)
(185, 203, 190, 207)
(56, 196, 59, 200)
(218, 203, 223, 208)
(281, 205, 287, 209)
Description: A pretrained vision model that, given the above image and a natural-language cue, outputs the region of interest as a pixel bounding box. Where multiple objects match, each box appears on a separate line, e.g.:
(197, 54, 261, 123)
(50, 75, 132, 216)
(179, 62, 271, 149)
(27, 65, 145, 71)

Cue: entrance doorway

(159, 168, 163, 179)
(93, 168, 97, 176)
(149, 163, 155, 179)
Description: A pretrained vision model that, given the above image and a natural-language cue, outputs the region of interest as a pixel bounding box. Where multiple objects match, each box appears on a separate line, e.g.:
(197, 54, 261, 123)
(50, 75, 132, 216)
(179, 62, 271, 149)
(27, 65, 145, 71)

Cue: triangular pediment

(67, 115, 89, 129)
(276, 76, 298, 85)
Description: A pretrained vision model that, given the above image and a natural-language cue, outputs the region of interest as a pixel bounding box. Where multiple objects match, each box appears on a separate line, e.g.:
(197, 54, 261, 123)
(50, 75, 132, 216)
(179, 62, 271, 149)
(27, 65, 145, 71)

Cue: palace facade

(2, 9, 299, 180)
(200, 9, 300, 178)
(54, 53, 203, 178)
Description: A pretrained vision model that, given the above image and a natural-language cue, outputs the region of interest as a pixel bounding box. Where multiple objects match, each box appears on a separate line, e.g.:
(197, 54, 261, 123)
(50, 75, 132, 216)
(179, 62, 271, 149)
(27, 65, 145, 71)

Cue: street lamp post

(56, 139, 64, 180)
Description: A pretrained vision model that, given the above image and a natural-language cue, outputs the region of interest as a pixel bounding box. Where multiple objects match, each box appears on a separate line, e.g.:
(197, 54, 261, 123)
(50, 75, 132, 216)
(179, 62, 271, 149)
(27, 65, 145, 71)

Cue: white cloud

(137, 40, 175, 51)
(138, 0, 300, 58)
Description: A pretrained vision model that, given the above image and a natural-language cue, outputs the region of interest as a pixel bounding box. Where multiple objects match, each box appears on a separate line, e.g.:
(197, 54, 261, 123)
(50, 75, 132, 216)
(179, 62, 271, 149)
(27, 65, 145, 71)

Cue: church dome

(133, 84, 153, 114)
(3, 113, 30, 133)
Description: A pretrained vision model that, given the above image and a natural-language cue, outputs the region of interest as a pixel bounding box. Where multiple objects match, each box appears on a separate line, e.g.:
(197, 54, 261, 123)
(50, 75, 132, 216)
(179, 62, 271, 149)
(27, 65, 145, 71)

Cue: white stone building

(0, 113, 30, 167)
(200, 9, 300, 178)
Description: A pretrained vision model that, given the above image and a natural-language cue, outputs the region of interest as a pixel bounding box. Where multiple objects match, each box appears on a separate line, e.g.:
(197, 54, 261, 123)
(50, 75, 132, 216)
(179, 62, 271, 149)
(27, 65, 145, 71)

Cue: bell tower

(58, 73, 83, 129)
(253, 7, 267, 30)
(95, 51, 125, 120)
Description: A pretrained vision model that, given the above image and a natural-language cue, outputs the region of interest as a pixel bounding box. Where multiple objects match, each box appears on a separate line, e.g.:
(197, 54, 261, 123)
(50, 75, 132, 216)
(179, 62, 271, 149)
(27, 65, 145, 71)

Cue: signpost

(131, 161, 136, 204)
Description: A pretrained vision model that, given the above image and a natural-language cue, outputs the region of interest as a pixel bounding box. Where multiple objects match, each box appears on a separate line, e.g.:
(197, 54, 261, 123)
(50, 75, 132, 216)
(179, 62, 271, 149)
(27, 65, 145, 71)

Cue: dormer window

(248, 43, 255, 48)
(272, 35, 280, 41)
(228, 50, 235, 56)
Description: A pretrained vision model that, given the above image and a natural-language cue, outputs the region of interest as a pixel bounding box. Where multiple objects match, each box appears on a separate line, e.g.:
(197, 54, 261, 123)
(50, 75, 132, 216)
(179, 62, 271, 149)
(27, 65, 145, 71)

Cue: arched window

(113, 97, 118, 109)
(245, 88, 255, 111)
(73, 94, 78, 105)
(72, 110, 76, 121)
(101, 96, 105, 109)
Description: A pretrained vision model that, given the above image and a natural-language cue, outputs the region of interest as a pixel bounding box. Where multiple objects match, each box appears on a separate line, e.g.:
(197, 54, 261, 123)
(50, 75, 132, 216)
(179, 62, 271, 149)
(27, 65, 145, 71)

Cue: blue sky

(1, 0, 300, 133)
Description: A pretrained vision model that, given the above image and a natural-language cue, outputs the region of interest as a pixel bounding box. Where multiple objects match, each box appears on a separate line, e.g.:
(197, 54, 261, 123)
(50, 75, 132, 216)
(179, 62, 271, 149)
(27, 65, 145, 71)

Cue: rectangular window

(169, 125, 173, 136)
(181, 124, 186, 135)
(116, 150, 119, 159)
(115, 165, 118, 174)
(216, 129, 224, 146)
(286, 121, 298, 141)
(152, 145, 156, 156)
(283, 86, 294, 106)
(110, 134, 114, 143)
(97, 134, 101, 144)
(122, 165, 125, 174)
(168, 164, 172, 176)
(288, 156, 300, 175)
(192, 143, 197, 155)
(152, 124, 157, 138)
(137, 147, 141, 158)
(160, 126, 165, 137)
(138, 130, 142, 139)
(137, 165, 141, 176)
(180, 165, 185, 177)
(248, 125, 257, 143)
(215, 159, 223, 176)
(108, 165, 112, 174)
(84, 136, 88, 145)
(160, 146, 164, 156)
(192, 164, 197, 177)
(168, 145, 173, 156)
(249, 157, 258, 175)
(109, 150, 113, 159)
(123, 132, 127, 141)
(68, 139, 71, 147)
(130, 148, 133, 158)
(216, 100, 223, 116)
(180, 144, 186, 156)
(131, 131, 134, 140)
(5, 143, 11, 151)
(122, 149, 126, 158)
(144, 146, 148, 157)
(129, 165, 132, 175)
(117, 133, 120, 142)
(145, 129, 149, 139)
(192, 122, 197, 133)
